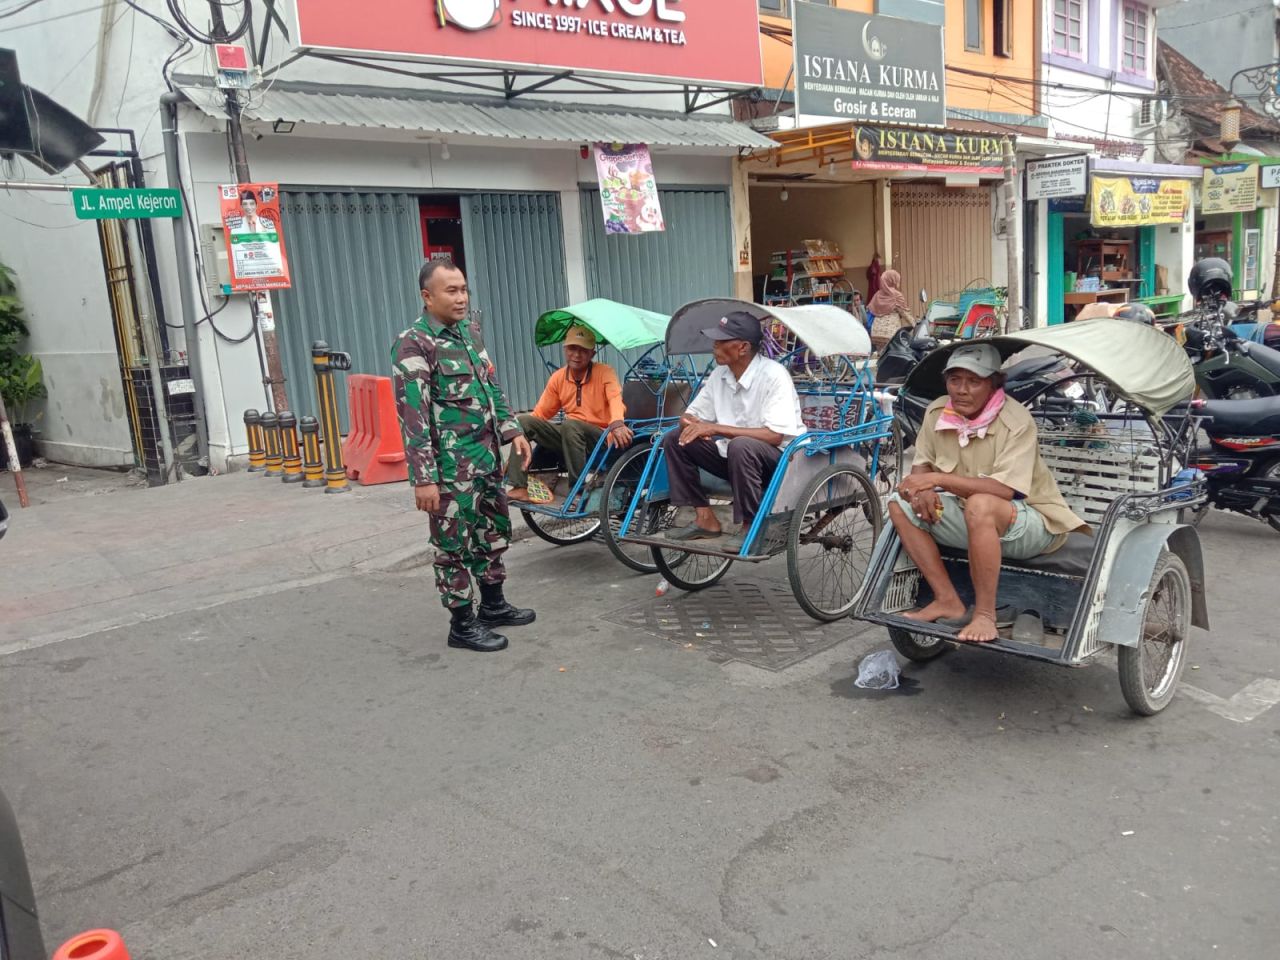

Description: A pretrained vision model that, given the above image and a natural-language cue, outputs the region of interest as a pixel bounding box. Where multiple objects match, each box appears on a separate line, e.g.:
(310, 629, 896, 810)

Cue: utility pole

(208, 2, 288, 413)
(1001, 138, 1022, 332)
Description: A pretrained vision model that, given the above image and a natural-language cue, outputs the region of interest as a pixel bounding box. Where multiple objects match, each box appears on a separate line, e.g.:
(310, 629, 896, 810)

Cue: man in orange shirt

(507, 325, 634, 502)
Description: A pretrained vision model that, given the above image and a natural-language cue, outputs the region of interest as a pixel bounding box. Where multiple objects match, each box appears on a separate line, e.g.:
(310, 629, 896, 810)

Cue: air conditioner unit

(1136, 99, 1168, 128)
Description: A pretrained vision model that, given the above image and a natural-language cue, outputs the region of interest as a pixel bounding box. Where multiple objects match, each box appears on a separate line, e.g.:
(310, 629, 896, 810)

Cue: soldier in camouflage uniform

(392, 260, 535, 652)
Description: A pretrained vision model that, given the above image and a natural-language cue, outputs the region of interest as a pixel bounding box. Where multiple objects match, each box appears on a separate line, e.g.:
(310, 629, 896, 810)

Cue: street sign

(71, 188, 182, 220)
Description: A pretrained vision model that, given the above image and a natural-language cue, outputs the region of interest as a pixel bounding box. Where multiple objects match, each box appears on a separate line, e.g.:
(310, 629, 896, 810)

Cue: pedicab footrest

(618, 531, 774, 562)
(869, 611, 1072, 665)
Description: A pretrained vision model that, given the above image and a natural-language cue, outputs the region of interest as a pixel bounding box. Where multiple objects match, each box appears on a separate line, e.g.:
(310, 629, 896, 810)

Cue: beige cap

(564, 325, 598, 350)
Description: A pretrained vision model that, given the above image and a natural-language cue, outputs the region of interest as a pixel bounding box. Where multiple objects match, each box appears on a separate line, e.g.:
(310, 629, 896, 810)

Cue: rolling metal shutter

(462, 192, 570, 411)
(272, 190, 423, 426)
(890, 183, 994, 301)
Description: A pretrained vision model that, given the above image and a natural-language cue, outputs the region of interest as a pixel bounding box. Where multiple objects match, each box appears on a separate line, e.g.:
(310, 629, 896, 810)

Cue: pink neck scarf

(935, 388, 1006, 447)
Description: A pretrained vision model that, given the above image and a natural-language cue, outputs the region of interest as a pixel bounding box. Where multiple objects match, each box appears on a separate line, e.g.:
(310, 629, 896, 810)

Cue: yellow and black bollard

(243, 409, 267, 472)
(299, 416, 325, 488)
(260, 411, 284, 477)
(279, 411, 303, 484)
(311, 340, 351, 494)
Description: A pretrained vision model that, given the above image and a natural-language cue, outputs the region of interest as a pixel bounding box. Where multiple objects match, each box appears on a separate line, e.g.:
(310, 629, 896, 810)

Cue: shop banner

(1089, 176, 1190, 228)
(593, 143, 665, 234)
(1261, 164, 1280, 190)
(220, 183, 291, 291)
(1202, 163, 1258, 214)
(286, 0, 762, 87)
(850, 125, 1003, 175)
(1025, 155, 1087, 200)
(793, 3, 945, 128)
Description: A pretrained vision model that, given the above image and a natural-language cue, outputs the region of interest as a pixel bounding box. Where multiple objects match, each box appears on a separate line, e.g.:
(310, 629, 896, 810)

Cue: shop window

(964, 0, 982, 52)
(1122, 3, 1149, 75)
(1053, 0, 1083, 58)
(992, 0, 1012, 58)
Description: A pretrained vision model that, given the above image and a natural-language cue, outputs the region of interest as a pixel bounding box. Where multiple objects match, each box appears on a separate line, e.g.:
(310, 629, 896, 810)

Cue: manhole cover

(603, 580, 853, 671)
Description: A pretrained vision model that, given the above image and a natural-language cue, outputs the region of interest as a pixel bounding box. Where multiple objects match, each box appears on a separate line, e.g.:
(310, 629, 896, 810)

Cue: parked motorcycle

(1181, 257, 1280, 399)
(1181, 395, 1280, 532)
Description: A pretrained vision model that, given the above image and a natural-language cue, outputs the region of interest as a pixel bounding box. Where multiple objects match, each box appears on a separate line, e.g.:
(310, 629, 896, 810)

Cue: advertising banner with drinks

(1089, 176, 1191, 228)
(593, 143, 665, 234)
(220, 182, 291, 291)
(286, 0, 762, 87)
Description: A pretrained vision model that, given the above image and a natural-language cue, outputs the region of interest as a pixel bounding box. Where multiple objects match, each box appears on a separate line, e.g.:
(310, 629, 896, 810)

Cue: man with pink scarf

(888, 343, 1087, 642)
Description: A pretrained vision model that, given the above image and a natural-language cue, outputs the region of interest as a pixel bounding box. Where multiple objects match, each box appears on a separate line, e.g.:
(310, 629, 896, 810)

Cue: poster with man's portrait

(220, 182, 291, 290)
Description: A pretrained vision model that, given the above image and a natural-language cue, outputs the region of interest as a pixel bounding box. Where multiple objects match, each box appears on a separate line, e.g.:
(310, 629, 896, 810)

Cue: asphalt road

(2, 510, 1277, 960)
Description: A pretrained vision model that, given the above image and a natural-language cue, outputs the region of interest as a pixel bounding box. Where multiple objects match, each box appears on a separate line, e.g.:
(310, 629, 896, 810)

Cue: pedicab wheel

(520, 505, 601, 546)
(786, 464, 883, 621)
(888, 627, 948, 662)
(1117, 551, 1191, 716)
(598, 442, 681, 574)
(651, 545, 732, 592)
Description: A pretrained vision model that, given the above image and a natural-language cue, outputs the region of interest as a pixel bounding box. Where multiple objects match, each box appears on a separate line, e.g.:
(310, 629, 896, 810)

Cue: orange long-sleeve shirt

(531, 363, 626, 429)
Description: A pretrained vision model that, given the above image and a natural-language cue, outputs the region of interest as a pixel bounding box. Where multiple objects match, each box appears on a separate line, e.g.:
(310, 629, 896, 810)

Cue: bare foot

(903, 598, 967, 623)
(508, 487, 531, 502)
(957, 612, 999, 643)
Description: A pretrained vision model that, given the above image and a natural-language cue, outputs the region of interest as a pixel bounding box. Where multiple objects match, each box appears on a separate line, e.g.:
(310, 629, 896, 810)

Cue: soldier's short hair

(420, 258, 463, 290)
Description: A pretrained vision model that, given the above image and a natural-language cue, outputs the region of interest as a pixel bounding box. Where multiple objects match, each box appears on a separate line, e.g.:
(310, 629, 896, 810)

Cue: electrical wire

(0, 1, 109, 30)
(0, 0, 45, 19)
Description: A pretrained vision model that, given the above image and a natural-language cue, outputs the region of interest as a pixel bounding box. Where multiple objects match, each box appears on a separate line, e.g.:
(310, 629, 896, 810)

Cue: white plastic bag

(854, 649, 901, 690)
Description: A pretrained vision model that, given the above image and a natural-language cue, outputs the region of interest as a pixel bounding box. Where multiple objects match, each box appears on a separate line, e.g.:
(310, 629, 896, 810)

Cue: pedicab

(608, 298, 895, 621)
(852, 317, 1209, 715)
(513, 298, 705, 573)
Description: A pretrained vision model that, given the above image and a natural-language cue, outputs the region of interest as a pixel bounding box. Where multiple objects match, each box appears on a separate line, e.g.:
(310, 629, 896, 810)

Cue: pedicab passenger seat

(621, 379, 691, 421)
(936, 531, 1094, 579)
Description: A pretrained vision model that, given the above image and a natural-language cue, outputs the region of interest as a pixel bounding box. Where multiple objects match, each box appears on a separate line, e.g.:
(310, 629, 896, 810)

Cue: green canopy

(903, 317, 1195, 415)
(535, 299, 670, 350)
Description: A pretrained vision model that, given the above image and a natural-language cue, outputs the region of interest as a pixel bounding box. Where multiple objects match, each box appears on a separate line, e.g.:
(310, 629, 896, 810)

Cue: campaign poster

(219, 182, 291, 290)
(593, 142, 665, 234)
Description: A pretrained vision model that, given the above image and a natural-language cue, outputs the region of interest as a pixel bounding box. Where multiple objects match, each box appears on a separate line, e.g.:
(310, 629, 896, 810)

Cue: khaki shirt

(914, 396, 1088, 546)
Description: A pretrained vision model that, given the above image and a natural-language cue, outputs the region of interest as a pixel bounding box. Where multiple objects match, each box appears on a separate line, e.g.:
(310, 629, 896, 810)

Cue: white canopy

(666, 299, 872, 358)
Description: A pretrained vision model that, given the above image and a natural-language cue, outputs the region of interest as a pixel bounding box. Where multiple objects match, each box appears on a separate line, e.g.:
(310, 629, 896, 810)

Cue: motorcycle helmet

(1113, 302, 1155, 325)
(1188, 257, 1233, 302)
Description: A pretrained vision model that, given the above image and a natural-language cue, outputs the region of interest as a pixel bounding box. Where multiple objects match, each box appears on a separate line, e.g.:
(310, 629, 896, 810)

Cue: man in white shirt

(663, 311, 806, 552)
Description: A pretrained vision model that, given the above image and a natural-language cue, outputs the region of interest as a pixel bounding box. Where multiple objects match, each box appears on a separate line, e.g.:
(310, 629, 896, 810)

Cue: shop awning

(173, 75, 774, 150)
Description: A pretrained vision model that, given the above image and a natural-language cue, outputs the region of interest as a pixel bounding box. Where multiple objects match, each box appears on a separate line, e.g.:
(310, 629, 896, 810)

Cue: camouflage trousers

(429, 472, 512, 610)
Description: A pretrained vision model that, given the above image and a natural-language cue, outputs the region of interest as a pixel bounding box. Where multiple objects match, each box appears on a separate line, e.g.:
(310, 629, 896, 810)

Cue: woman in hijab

(866, 268, 915, 351)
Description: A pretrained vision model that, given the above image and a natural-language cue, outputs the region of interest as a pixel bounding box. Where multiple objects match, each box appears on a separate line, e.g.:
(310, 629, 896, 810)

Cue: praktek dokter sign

(285, 0, 763, 87)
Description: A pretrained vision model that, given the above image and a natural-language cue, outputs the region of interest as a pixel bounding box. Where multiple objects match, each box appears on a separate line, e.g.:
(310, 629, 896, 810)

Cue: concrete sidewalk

(0, 467, 444, 656)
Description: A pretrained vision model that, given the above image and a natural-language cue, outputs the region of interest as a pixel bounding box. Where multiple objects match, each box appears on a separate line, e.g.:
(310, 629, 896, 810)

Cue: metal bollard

(279, 411, 303, 483)
(260, 411, 283, 477)
(299, 416, 325, 488)
(311, 340, 351, 494)
(243, 409, 266, 472)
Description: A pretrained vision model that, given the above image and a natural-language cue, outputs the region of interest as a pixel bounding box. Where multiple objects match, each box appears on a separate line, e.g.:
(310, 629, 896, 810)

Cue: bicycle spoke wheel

(786, 464, 882, 621)
(598, 443, 681, 573)
(653, 546, 733, 592)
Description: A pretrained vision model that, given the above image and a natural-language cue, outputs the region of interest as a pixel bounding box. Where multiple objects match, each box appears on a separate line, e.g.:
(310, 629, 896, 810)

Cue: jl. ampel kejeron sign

(793, 2, 945, 128)
(285, 0, 763, 87)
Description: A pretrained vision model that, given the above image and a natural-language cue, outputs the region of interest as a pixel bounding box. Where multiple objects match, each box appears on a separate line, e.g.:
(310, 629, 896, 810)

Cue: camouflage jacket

(391, 315, 522, 487)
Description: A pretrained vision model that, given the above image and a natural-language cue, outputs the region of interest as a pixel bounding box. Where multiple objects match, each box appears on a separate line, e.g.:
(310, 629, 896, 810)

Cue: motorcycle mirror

(919, 289, 928, 303)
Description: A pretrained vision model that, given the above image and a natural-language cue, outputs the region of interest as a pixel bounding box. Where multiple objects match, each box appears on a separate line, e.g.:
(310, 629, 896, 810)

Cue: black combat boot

(477, 582, 537, 626)
(447, 604, 508, 652)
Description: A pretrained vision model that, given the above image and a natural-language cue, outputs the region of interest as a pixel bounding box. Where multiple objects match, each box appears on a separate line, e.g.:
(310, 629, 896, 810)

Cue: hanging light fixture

(440, 141, 451, 161)
(780, 187, 789, 202)
(1220, 99, 1242, 152)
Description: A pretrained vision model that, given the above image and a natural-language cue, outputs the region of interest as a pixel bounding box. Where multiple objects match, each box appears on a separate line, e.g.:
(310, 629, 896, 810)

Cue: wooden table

(1063, 288, 1129, 321)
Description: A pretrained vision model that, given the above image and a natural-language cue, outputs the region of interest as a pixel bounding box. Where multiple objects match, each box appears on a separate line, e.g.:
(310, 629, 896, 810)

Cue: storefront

(1192, 159, 1279, 301)
(164, 2, 772, 463)
(1029, 157, 1199, 324)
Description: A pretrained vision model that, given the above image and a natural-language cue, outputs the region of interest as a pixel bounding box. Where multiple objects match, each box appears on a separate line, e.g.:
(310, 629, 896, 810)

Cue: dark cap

(701, 309, 763, 345)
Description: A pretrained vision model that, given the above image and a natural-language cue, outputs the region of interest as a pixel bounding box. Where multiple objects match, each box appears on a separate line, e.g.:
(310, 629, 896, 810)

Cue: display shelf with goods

(762, 239, 857, 311)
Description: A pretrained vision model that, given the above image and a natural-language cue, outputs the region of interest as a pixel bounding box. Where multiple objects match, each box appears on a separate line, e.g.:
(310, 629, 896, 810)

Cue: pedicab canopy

(535, 299, 670, 350)
(666, 299, 873, 358)
(903, 317, 1195, 416)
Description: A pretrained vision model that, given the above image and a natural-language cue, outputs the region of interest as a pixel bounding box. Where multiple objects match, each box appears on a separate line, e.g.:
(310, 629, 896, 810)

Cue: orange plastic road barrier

(342, 374, 408, 485)
(54, 929, 131, 960)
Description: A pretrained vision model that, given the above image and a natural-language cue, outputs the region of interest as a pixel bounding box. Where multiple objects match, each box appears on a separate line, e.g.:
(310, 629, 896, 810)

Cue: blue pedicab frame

(512, 299, 709, 574)
(609, 299, 896, 622)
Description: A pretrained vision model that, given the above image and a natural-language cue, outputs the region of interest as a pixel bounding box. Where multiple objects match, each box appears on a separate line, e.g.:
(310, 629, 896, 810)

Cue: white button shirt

(685, 353, 807, 456)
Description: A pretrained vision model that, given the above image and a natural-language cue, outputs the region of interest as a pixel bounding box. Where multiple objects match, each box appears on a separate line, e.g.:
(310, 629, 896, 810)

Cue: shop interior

(419, 197, 466, 272)
(1195, 211, 1261, 298)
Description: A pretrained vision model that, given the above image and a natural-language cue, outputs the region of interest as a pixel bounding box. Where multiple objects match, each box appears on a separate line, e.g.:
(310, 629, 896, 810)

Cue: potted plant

(0, 263, 45, 469)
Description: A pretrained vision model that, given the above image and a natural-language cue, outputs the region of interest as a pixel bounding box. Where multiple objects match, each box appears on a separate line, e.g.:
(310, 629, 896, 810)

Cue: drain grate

(603, 580, 853, 671)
